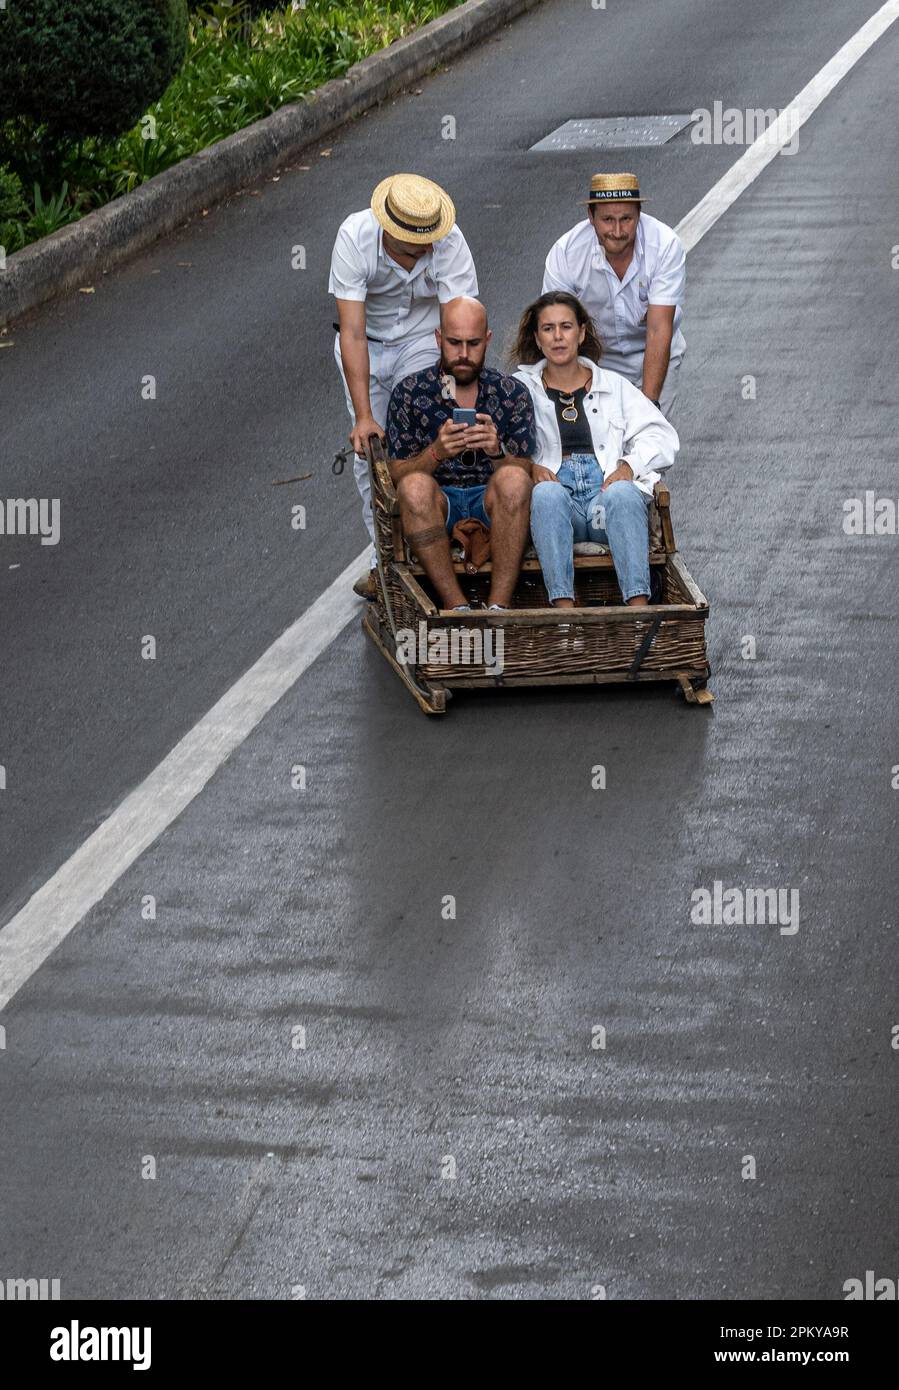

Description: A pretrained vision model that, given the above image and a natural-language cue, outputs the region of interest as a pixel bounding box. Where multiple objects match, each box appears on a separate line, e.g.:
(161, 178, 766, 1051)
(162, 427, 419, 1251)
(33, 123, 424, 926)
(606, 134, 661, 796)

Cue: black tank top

(544, 384, 593, 454)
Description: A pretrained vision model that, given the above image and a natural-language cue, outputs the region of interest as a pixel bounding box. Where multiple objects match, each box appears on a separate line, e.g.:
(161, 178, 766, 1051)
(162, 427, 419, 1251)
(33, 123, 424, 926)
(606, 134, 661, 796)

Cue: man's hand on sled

(350, 415, 384, 457)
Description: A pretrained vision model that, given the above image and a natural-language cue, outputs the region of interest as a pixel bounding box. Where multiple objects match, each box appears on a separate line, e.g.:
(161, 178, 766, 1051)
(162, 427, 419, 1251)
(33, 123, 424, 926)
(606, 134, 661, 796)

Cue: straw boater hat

(579, 172, 650, 206)
(371, 173, 456, 244)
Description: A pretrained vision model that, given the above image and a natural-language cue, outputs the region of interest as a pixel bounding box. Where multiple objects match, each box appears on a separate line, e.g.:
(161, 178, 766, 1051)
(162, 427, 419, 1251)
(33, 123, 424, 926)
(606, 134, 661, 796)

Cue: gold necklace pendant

(542, 369, 589, 423)
(559, 391, 578, 423)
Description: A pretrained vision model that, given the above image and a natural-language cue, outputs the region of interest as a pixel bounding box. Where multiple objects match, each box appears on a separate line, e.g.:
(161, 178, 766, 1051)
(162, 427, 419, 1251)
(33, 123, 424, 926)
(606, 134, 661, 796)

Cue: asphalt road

(1, 0, 897, 1299)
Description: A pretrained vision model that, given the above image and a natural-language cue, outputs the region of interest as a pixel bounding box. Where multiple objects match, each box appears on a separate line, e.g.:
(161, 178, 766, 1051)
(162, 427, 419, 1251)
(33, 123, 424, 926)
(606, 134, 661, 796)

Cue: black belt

(333, 321, 383, 345)
(627, 616, 663, 679)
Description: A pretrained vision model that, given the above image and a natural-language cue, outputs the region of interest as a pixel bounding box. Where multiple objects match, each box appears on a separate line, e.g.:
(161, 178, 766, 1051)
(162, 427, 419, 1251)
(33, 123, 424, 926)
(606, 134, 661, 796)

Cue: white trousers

(598, 350, 683, 421)
(334, 332, 440, 566)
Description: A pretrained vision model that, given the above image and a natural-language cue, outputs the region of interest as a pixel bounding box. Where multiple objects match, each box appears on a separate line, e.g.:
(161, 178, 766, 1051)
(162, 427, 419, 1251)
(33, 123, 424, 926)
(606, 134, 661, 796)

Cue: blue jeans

(441, 484, 490, 531)
(530, 454, 651, 603)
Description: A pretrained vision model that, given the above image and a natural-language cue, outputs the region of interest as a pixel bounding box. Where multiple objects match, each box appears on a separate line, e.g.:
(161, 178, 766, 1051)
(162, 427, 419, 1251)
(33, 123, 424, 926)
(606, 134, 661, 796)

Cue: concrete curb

(0, 0, 544, 328)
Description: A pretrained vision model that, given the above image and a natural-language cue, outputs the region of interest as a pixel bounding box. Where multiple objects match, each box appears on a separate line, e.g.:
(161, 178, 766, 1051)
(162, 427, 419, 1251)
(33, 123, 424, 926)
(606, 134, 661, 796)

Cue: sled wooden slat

(394, 564, 439, 616)
(410, 551, 670, 577)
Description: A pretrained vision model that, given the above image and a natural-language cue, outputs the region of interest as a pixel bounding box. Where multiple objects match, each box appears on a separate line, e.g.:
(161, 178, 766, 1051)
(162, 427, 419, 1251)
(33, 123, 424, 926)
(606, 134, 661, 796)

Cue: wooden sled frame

(363, 437, 713, 715)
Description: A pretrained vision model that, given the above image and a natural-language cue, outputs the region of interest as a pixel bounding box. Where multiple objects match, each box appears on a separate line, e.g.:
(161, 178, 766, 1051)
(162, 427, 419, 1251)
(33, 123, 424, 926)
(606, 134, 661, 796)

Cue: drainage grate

(530, 115, 694, 152)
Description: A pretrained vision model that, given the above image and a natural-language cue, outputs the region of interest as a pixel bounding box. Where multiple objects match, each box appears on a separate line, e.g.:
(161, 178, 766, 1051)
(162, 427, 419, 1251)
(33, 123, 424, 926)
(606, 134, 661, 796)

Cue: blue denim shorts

(441, 484, 490, 531)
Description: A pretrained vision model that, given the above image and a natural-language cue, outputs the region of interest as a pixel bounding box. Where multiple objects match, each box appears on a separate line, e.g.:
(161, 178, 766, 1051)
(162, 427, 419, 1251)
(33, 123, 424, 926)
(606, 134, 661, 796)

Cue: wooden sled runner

(362, 437, 713, 715)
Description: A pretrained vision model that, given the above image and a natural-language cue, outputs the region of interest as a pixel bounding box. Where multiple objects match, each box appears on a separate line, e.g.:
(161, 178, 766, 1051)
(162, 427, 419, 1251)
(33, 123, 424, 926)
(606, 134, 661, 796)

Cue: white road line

(2, 0, 898, 1011)
(675, 0, 899, 251)
(0, 551, 368, 1009)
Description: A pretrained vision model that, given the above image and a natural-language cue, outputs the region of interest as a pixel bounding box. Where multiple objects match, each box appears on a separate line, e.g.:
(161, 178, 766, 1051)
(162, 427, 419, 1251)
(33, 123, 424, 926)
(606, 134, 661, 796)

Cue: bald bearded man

(385, 297, 535, 611)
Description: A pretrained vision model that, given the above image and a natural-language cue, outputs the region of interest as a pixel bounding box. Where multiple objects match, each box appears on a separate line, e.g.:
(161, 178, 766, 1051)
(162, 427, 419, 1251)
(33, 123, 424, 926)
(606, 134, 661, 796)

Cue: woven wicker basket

(362, 438, 712, 714)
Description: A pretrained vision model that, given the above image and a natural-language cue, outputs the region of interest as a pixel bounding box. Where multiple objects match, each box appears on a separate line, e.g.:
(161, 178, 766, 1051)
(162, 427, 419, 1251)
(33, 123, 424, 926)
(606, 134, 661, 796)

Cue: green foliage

(0, 0, 462, 256)
(27, 183, 86, 239)
(189, 0, 279, 13)
(0, 0, 189, 143)
(0, 164, 27, 254)
(190, 1, 283, 15)
(0, 164, 26, 222)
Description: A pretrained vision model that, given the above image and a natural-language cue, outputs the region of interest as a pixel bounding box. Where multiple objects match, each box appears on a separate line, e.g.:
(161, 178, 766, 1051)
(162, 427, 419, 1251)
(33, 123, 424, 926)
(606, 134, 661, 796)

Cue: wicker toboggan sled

(362, 437, 713, 715)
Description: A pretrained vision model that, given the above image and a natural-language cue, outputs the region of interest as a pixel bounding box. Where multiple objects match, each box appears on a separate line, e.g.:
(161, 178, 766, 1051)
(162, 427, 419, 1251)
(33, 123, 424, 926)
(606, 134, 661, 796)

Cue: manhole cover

(530, 115, 694, 152)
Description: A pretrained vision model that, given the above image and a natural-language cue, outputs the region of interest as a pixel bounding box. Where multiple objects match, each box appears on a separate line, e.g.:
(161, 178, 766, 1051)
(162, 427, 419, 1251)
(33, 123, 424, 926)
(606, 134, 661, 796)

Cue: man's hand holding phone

(431, 411, 502, 464)
(453, 410, 501, 458)
(431, 416, 470, 462)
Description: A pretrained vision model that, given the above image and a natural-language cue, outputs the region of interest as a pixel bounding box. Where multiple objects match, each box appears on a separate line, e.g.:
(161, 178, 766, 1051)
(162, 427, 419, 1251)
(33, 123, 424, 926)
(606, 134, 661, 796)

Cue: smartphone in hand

(452, 408, 478, 426)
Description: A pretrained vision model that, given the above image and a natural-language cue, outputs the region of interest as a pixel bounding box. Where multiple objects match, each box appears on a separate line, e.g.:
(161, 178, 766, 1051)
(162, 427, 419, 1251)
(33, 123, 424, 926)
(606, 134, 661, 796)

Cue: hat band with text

(589, 187, 641, 201)
(384, 196, 441, 235)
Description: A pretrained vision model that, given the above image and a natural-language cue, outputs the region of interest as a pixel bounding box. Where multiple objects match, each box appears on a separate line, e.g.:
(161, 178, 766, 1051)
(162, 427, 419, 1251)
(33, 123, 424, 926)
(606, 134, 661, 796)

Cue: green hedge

(0, 1, 462, 253)
(0, 0, 189, 143)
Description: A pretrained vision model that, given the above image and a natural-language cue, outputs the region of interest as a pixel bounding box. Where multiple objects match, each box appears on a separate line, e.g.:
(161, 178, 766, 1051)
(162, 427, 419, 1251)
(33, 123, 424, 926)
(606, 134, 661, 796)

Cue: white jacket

(513, 357, 678, 497)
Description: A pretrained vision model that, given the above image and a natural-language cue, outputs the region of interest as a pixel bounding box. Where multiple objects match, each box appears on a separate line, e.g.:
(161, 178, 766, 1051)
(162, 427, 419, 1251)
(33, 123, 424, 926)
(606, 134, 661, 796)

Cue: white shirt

(542, 213, 686, 362)
(513, 356, 678, 497)
(329, 208, 479, 344)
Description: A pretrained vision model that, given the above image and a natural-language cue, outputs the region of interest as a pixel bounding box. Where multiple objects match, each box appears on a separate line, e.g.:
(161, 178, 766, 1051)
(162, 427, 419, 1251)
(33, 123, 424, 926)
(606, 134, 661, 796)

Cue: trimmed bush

(0, 0, 189, 144)
(0, 163, 27, 253)
(0, 165, 27, 222)
(0, 0, 463, 254)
